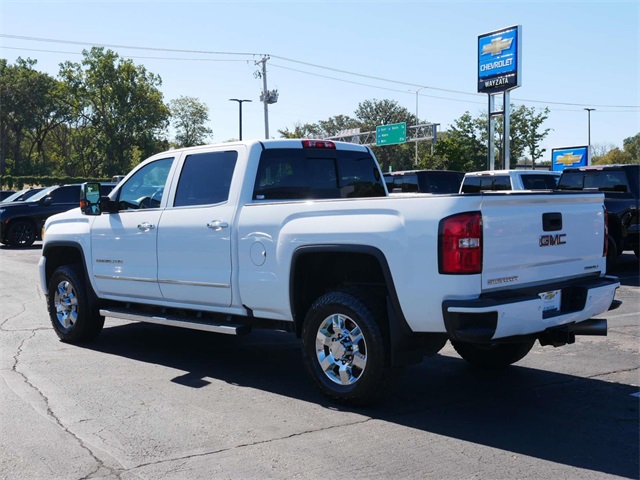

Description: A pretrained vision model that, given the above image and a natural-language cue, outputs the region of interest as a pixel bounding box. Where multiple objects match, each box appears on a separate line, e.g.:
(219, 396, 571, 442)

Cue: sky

(1, 0, 639, 162)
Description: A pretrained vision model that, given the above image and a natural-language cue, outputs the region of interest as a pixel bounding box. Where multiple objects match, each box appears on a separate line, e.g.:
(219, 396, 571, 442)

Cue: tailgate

(480, 192, 606, 291)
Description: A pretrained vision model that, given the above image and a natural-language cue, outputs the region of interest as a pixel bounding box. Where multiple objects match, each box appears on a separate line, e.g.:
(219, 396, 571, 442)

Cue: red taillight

(603, 207, 608, 258)
(302, 140, 336, 149)
(439, 212, 483, 274)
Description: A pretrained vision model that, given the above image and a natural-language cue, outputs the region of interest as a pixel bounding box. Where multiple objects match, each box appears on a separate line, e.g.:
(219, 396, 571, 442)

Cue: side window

(521, 175, 559, 190)
(49, 186, 80, 204)
(174, 151, 238, 207)
(118, 157, 174, 211)
(461, 177, 481, 193)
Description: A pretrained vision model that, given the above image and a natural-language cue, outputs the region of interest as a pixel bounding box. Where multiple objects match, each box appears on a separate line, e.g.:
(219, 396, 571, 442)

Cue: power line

(270, 63, 487, 106)
(0, 45, 252, 62)
(0, 33, 261, 57)
(2, 33, 639, 110)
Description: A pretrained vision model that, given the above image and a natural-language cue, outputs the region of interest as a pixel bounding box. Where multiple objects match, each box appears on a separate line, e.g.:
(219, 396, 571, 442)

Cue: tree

(513, 106, 551, 167)
(594, 147, 633, 165)
(0, 57, 65, 175)
(169, 96, 213, 147)
(622, 133, 640, 163)
(433, 112, 486, 172)
(58, 47, 169, 176)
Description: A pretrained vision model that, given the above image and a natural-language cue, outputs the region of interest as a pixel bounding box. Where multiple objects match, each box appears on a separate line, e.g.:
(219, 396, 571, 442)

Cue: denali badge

(540, 234, 566, 247)
(488, 276, 519, 285)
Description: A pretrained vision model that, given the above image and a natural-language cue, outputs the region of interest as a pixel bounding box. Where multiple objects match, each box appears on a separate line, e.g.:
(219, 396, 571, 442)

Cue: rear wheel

(48, 264, 104, 343)
(451, 339, 536, 368)
(301, 290, 387, 405)
(7, 220, 36, 247)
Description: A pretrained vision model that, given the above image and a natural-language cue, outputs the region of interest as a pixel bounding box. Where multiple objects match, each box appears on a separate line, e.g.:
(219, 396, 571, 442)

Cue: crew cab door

(156, 148, 239, 307)
(91, 157, 175, 300)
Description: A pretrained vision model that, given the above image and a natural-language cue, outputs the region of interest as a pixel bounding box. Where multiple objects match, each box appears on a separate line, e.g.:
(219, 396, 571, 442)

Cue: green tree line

(1, 49, 212, 183)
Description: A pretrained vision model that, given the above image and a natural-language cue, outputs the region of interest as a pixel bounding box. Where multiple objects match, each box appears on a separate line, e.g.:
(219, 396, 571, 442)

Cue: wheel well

(44, 245, 84, 287)
(608, 214, 624, 252)
(5, 216, 37, 234)
(290, 250, 388, 336)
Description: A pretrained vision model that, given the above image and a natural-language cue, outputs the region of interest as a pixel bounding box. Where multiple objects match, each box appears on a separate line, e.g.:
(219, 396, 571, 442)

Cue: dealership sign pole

(478, 25, 522, 170)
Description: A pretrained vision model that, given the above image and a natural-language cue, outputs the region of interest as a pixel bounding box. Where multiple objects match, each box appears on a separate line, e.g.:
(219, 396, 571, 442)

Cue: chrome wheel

(54, 280, 79, 331)
(315, 313, 367, 385)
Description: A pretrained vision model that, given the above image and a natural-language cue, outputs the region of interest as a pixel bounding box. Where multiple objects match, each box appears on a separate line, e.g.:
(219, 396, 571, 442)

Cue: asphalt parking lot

(1, 244, 638, 480)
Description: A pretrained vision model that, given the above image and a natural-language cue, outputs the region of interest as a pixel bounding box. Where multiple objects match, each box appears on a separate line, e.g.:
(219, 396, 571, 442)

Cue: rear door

(156, 147, 240, 307)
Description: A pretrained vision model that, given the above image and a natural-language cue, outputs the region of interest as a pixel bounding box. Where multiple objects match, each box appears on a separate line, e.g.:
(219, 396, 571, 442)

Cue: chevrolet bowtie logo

(556, 153, 583, 166)
(482, 37, 513, 56)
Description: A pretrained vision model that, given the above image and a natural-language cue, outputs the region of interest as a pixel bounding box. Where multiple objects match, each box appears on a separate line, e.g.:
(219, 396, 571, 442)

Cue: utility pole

(584, 108, 595, 147)
(255, 56, 278, 140)
(414, 87, 427, 165)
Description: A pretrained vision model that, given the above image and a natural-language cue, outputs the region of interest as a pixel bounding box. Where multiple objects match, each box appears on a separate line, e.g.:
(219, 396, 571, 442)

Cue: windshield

(27, 186, 58, 202)
(0, 190, 27, 203)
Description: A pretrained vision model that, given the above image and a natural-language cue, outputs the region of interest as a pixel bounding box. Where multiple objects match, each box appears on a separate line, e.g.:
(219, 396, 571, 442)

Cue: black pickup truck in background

(558, 164, 639, 270)
(384, 170, 465, 194)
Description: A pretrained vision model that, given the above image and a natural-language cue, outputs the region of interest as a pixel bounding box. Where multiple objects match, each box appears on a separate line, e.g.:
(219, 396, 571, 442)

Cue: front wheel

(48, 264, 104, 343)
(301, 290, 387, 405)
(451, 339, 536, 368)
(7, 220, 36, 247)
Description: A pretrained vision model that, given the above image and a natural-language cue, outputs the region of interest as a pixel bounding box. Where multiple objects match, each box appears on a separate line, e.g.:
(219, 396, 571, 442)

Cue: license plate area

(540, 289, 562, 318)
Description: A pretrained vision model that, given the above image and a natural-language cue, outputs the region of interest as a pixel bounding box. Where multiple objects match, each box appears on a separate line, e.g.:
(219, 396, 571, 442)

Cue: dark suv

(558, 164, 639, 267)
(384, 170, 464, 194)
(0, 183, 116, 247)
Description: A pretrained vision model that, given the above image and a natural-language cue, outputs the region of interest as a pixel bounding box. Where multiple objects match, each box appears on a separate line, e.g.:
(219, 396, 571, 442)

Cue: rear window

(558, 170, 630, 192)
(419, 172, 464, 194)
(461, 175, 511, 193)
(254, 148, 385, 200)
(384, 174, 419, 193)
(521, 174, 559, 190)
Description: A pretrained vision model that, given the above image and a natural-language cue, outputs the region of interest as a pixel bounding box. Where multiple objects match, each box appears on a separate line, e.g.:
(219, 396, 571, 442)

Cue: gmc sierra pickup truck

(39, 139, 620, 404)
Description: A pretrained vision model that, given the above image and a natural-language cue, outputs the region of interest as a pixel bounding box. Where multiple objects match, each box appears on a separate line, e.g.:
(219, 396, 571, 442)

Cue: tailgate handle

(542, 212, 562, 232)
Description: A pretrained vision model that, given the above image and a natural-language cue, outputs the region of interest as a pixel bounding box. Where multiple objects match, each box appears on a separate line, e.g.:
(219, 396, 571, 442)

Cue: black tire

(7, 220, 36, 247)
(606, 234, 618, 273)
(47, 264, 104, 343)
(451, 339, 536, 368)
(301, 289, 388, 406)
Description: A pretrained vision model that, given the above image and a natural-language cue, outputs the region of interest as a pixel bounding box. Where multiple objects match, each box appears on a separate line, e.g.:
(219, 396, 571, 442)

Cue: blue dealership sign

(551, 146, 589, 171)
(478, 25, 521, 93)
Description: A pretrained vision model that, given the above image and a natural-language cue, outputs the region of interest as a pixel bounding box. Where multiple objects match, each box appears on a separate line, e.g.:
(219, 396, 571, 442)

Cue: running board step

(99, 308, 250, 335)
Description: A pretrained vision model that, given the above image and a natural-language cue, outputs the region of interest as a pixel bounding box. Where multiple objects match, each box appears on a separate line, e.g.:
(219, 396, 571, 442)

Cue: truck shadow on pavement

(84, 323, 639, 479)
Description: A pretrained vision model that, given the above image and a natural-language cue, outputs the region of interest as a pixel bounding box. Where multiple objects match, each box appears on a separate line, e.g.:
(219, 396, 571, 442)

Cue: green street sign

(376, 122, 407, 146)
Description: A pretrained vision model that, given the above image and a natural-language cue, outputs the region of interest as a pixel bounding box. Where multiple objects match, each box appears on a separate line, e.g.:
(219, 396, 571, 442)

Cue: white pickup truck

(39, 139, 620, 404)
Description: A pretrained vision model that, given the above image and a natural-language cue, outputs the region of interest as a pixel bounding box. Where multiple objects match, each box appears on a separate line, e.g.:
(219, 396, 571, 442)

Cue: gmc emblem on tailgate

(540, 234, 567, 247)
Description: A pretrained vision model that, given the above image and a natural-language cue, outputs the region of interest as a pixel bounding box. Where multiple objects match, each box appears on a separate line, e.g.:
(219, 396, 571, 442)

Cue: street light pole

(229, 98, 252, 140)
(584, 108, 595, 165)
(415, 87, 427, 165)
(584, 108, 595, 147)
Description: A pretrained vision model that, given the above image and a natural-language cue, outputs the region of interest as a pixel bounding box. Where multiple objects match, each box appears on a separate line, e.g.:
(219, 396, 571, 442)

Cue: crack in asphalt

(7, 329, 129, 480)
(0, 300, 28, 329)
(127, 417, 374, 473)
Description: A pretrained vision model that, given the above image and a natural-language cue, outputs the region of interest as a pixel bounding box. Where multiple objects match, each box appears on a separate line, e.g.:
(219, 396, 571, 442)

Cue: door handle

(137, 222, 156, 231)
(207, 220, 229, 231)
